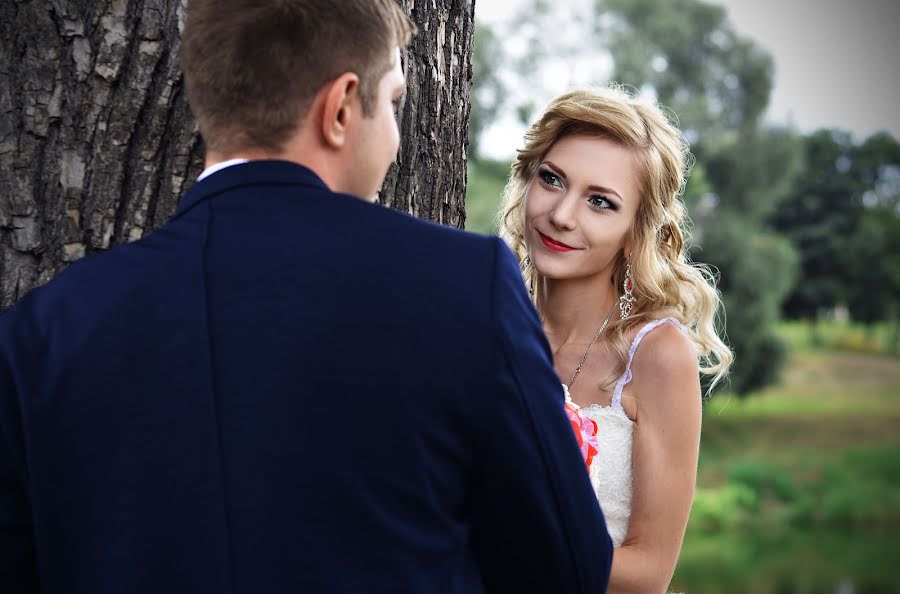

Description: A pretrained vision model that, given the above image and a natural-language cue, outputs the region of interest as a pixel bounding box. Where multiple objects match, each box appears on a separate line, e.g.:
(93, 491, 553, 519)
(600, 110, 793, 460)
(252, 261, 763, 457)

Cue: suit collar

(174, 160, 331, 218)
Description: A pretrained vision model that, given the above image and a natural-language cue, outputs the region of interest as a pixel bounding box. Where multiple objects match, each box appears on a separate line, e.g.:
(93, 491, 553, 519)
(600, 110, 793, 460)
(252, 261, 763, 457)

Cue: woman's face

(524, 134, 641, 282)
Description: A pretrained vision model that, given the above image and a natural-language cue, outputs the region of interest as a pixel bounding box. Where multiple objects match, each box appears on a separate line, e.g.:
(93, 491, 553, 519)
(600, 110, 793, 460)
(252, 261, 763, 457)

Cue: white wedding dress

(576, 317, 686, 547)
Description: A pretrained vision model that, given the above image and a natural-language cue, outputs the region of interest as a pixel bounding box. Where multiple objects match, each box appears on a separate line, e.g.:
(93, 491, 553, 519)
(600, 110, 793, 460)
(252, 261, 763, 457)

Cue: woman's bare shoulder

(628, 319, 700, 407)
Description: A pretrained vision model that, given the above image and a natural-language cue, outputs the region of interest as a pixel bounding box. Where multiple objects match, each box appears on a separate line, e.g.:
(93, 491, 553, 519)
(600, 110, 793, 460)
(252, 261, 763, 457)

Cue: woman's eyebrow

(543, 160, 624, 202)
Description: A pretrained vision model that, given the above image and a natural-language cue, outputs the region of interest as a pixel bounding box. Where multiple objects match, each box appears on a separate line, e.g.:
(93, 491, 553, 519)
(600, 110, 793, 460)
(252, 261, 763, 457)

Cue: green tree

(696, 216, 798, 394)
(771, 130, 900, 327)
(469, 22, 507, 162)
(770, 130, 862, 317)
(596, 0, 773, 141)
(692, 129, 802, 393)
(843, 133, 900, 332)
(845, 207, 900, 329)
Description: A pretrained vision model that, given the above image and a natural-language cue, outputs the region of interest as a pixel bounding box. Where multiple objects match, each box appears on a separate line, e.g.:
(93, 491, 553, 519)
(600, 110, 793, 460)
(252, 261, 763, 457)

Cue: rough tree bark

(380, 0, 474, 227)
(0, 0, 474, 310)
(0, 0, 202, 309)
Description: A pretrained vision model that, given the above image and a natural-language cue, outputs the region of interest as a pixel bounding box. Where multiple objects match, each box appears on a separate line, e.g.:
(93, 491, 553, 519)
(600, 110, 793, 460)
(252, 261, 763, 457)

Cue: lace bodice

(578, 317, 687, 547)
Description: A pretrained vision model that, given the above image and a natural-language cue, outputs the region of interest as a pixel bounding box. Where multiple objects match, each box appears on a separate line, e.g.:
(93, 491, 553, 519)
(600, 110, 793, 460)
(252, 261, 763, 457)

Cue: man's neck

(197, 157, 252, 181)
(203, 148, 271, 172)
(204, 148, 337, 191)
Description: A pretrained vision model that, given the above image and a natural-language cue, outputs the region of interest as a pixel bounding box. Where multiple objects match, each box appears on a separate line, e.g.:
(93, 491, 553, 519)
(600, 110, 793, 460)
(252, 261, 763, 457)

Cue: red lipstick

(539, 232, 577, 253)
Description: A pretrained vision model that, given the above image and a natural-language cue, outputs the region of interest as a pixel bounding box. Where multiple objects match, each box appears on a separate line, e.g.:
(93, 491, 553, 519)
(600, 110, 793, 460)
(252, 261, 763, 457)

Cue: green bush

(811, 447, 900, 529)
(690, 484, 759, 532)
(691, 445, 900, 534)
(843, 446, 900, 487)
(819, 483, 882, 529)
(727, 459, 798, 503)
(698, 216, 799, 395)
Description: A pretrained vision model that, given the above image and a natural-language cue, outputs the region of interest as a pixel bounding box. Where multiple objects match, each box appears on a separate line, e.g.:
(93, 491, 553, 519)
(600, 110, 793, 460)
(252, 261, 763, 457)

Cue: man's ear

(320, 72, 361, 150)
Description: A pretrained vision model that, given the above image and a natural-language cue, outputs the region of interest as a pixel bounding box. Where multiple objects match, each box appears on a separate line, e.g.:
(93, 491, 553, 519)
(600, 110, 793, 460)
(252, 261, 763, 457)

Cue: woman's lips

(538, 232, 578, 252)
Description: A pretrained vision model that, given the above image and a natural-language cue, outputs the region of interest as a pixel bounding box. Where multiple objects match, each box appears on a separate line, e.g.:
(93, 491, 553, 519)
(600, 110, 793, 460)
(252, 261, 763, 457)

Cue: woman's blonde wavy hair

(498, 85, 733, 391)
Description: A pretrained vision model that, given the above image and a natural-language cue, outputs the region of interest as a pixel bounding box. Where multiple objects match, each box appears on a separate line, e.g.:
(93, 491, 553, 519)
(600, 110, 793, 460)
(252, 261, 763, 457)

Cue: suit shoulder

(14, 241, 141, 304)
(353, 198, 502, 265)
(1, 233, 179, 346)
(370, 198, 494, 242)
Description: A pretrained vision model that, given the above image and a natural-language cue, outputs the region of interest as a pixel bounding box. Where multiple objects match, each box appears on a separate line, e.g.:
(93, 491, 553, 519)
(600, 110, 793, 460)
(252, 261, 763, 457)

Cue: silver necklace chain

(566, 301, 618, 390)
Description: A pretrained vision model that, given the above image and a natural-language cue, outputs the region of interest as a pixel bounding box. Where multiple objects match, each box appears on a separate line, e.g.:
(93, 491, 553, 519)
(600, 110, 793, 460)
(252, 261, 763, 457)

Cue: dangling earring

(619, 258, 635, 319)
(523, 255, 534, 296)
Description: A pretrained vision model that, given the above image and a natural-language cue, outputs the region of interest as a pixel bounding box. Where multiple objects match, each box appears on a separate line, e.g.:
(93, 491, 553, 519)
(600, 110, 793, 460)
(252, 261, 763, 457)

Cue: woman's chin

(533, 264, 579, 281)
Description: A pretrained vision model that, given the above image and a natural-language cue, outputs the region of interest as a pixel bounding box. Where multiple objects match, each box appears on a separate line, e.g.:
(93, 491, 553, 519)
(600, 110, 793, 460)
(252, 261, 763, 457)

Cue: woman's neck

(538, 274, 618, 347)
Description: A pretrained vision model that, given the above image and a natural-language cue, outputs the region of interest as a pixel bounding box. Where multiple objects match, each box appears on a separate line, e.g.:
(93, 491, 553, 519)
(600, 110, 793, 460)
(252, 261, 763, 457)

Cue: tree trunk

(0, 0, 474, 310)
(0, 0, 201, 309)
(379, 0, 474, 227)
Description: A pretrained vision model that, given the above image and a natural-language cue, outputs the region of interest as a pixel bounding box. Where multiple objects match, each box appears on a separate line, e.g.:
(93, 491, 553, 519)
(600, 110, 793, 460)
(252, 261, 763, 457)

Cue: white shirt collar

(197, 158, 251, 182)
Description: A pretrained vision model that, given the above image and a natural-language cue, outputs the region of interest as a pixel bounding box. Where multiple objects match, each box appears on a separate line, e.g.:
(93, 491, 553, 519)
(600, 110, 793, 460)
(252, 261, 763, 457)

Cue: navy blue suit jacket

(0, 161, 612, 593)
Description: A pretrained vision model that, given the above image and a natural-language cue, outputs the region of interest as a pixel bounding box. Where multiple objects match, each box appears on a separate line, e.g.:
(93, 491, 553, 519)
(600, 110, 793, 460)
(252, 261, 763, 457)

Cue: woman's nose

(548, 192, 578, 231)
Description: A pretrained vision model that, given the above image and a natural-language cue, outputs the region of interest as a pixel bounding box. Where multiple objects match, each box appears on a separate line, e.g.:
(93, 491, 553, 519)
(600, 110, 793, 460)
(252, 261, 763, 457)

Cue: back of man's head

(182, 0, 416, 157)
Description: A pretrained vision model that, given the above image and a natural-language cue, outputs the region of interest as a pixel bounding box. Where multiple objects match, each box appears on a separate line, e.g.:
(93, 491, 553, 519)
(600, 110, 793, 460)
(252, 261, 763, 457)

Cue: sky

(475, 0, 900, 159)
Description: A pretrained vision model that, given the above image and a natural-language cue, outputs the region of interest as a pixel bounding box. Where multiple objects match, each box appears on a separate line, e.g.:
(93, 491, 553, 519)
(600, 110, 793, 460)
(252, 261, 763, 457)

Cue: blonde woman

(499, 86, 733, 593)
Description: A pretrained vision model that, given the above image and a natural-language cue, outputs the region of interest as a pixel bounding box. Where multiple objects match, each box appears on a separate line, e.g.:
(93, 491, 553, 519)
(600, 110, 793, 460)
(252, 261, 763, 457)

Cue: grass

(777, 318, 900, 357)
(673, 322, 900, 590)
(705, 349, 900, 418)
(688, 327, 900, 534)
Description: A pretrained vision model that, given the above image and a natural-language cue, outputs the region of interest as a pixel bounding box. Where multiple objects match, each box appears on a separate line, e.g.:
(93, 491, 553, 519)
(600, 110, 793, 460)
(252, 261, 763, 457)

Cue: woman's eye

(539, 170, 562, 187)
(588, 195, 615, 210)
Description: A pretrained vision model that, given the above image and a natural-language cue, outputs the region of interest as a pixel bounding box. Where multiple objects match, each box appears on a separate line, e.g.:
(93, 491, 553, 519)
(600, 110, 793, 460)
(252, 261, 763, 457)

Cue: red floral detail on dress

(562, 385, 600, 469)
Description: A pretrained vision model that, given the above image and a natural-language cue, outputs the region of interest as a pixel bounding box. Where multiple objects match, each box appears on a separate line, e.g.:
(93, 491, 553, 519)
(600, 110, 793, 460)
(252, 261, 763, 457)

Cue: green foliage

(679, 160, 713, 213)
(597, 0, 773, 137)
(465, 158, 510, 234)
(690, 442, 900, 534)
(693, 340, 900, 534)
(695, 216, 798, 394)
(694, 432, 900, 533)
(701, 127, 803, 219)
(690, 129, 804, 395)
(676, 343, 900, 592)
(727, 460, 797, 503)
(690, 484, 759, 532)
(812, 448, 900, 530)
(468, 0, 565, 160)
(843, 205, 900, 325)
(469, 23, 506, 161)
(771, 130, 900, 321)
(674, 528, 900, 594)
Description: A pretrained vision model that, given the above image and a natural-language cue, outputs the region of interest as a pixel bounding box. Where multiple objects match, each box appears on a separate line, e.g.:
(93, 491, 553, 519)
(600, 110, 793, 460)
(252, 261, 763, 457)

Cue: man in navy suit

(0, 1, 613, 592)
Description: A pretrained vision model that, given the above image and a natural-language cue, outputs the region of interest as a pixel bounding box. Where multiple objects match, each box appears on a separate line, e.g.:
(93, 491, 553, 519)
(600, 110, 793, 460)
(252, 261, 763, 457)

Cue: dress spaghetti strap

(611, 317, 688, 408)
